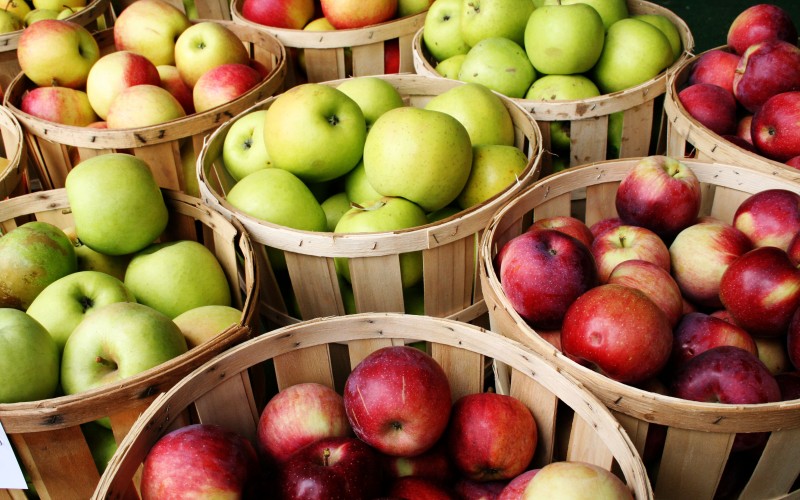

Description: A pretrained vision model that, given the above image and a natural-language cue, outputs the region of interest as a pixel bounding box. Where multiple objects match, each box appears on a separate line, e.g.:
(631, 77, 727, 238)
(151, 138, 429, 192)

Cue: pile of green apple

(0, 0, 89, 34)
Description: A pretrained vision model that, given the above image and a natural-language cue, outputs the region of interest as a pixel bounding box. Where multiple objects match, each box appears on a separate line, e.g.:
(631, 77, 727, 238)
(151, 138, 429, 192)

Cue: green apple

(461, 0, 534, 47)
(422, 0, 470, 62)
(57, 5, 84, 19)
(457, 144, 528, 209)
(633, 13, 683, 62)
(403, 283, 425, 315)
(65, 153, 169, 256)
(222, 109, 272, 182)
(172, 304, 242, 348)
(27, 271, 136, 353)
(0, 308, 59, 403)
(33, 0, 85, 10)
(524, 3, 605, 75)
(113, 0, 192, 66)
(363, 106, 473, 212)
(0, 9, 23, 32)
(333, 196, 428, 288)
(23, 8, 56, 25)
(335, 76, 405, 131)
(60, 301, 188, 395)
(592, 17, 674, 94)
(174, 21, 249, 87)
(3, 0, 31, 20)
(321, 191, 352, 232)
(424, 82, 515, 146)
(549, 122, 571, 152)
(106, 84, 187, 129)
(81, 422, 118, 474)
(344, 159, 382, 205)
(17, 18, 100, 89)
(0, 221, 77, 310)
(427, 205, 461, 222)
(607, 111, 623, 159)
(435, 54, 466, 79)
(124, 240, 232, 319)
(339, 275, 356, 314)
(398, 0, 433, 17)
(544, 0, 628, 30)
(62, 226, 130, 281)
(457, 37, 536, 99)
(551, 154, 568, 172)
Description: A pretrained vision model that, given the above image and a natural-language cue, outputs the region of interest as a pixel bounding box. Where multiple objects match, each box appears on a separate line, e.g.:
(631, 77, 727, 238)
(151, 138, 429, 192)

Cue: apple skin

(733, 188, 800, 251)
(174, 21, 250, 88)
(454, 478, 508, 499)
(157, 64, 195, 114)
(607, 259, 683, 328)
(62, 226, 130, 281)
(460, 0, 533, 47)
(751, 91, 800, 162)
(381, 440, 455, 483)
(192, 62, 262, 113)
(498, 469, 539, 500)
(590, 224, 670, 284)
(670, 312, 758, 369)
(106, 84, 187, 128)
(753, 336, 791, 375)
(20, 86, 98, 126)
(561, 283, 673, 384)
(789, 231, 800, 267)
(241, 0, 315, 29)
(343, 345, 452, 457)
(720, 246, 800, 338)
(786, 307, 800, 370)
(498, 228, 599, 330)
(521, 461, 633, 499)
(733, 41, 800, 114)
(422, 0, 470, 62)
(457, 144, 528, 210)
(320, 0, 396, 30)
(678, 83, 738, 136)
(257, 382, 353, 464)
(279, 436, 383, 500)
(529, 215, 594, 249)
(86, 50, 162, 120)
(141, 424, 260, 499)
(172, 304, 242, 348)
(0, 308, 60, 403)
(222, 109, 271, 181)
(737, 114, 754, 144)
(113, 0, 192, 66)
(387, 476, 454, 500)
(615, 155, 702, 240)
(589, 217, 623, 240)
(336, 76, 405, 131)
(17, 19, 100, 89)
(776, 371, 800, 400)
(726, 3, 798, 56)
(688, 49, 740, 94)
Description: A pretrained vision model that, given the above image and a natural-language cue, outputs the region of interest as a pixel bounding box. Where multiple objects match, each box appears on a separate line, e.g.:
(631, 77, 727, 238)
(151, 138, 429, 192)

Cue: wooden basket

(0, 0, 115, 91)
(197, 73, 542, 329)
(664, 46, 800, 183)
(412, 0, 694, 176)
(0, 104, 27, 199)
(479, 158, 800, 500)
(93, 312, 653, 499)
(112, 0, 232, 21)
(0, 188, 259, 499)
(230, 0, 426, 89)
(2, 21, 287, 193)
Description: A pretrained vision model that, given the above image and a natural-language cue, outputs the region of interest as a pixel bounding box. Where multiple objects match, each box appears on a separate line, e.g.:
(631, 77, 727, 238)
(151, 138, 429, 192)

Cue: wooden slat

(570, 116, 609, 166)
(352, 42, 386, 76)
(349, 254, 405, 313)
(304, 48, 346, 82)
(285, 252, 345, 319)
(584, 182, 620, 228)
(273, 345, 336, 391)
(510, 370, 558, 468)
(709, 185, 750, 224)
(567, 413, 615, 470)
(193, 373, 259, 443)
(619, 99, 655, 158)
(533, 191, 572, 220)
(422, 237, 474, 318)
(614, 411, 650, 459)
(655, 427, 733, 500)
(132, 142, 183, 192)
(739, 428, 800, 499)
(431, 344, 482, 402)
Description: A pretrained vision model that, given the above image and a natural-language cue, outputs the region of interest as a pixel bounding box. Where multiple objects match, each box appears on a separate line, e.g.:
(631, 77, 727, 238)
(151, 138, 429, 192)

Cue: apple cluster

(0, 0, 88, 34)
(14, 0, 268, 128)
(139, 344, 633, 499)
(498, 155, 800, 453)
(678, 4, 800, 167)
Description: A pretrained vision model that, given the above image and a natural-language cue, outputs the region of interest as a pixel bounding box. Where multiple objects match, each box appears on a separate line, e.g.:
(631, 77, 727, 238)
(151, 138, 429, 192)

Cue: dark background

(649, 1, 800, 53)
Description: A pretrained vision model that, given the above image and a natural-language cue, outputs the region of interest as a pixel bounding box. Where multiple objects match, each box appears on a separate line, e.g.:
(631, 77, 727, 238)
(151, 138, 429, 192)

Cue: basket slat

(741, 427, 800, 499)
(567, 414, 615, 469)
(655, 428, 732, 500)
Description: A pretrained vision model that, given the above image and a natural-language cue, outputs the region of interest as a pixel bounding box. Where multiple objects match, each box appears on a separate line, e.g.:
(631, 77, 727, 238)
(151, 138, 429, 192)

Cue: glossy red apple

(688, 49, 741, 93)
(498, 469, 539, 500)
(733, 41, 800, 113)
(241, 0, 315, 29)
(607, 259, 683, 328)
(529, 215, 594, 248)
(727, 3, 798, 56)
(787, 156, 800, 169)
(678, 82, 738, 136)
(381, 440, 455, 483)
(736, 114, 754, 144)
(384, 37, 400, 74)
(588, 217, 623, 239)
(561, 284, 673, 383)
(454, 478, 508, 499)
(733, 189, 800, 251)
(157, 64, 194, 114)
(788, 231, 800, 266)
(751, 91, 800, 161)
(591, 224, 670, 283)
(387, 476, 454, 499)
(538, 329, 589, 366)
(193, 63, 262, 113)
(671, 312, 758, 368)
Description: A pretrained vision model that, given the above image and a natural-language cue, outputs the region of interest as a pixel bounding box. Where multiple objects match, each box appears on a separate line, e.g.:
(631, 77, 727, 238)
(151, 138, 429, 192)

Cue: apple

(32, 0, 85, 10)
(222, 110, 271, 182)
(457, 144, 528, 209)
(106, 84, 187, 128)
(279, 436, 383, 499)
(422, 0, 470, 62)
(258, 382, 352, 464)
(241, 0, 314, 29)
(525, 74, 601, 101)
(435, 54, 466, 79)
(688, 49, 740, 94)
(343, 159, 382, 205)
(447, 392, 536, 481)
(0, 308, 59, 403)
(592, 17, 674, 94)
(364, 106, 472, 212)
(733, 189, 800, 251)
(263, 83, 366, 183)
(60, 301, 188, 394)
(522, 461, 632, 499)
(607, 259, 683, 328)
(0, 8, 23, 31)
(719, 246, 800, 338)
(751, 91, 800, 162)
(632, 13, 682, 62)
(737, 114, 754, 144)
(343, 345, 452, 457)
(157, 64, 195, 114)
(320, 0, 397, 29)
(113, 0, 192, 66)
(22, 8, 56, 25)
(388, 476, 454, 499)
(174, 21, 250, 88)
(498, 469, 539, 500)
(86, 50, 161, 120)
(19, 86, 99, 126)
(615, 155, 702, 240)
(723, 134, 758, 153)
(788, 156, 800, 169)
(56, 5, 84, 19)
(529, 215, 594, 249)
(62, 226, 130, 281)
(589, 217, 623, 239)
(776, 372, 800, 400)
(457, 37, 536, 99)
(81, 422, 118, 474)
(454, 478, 508, 499)
(460, 0, 534, 47)
(172, 304, 242, 348)
(0, 221, 77, 310)
(335, 76, 405, 131)
(590, 224, 670, 284)
(3, 0, 30, 19)
(382, 440, 454, 483)
(192, 63, 262, 113)
(733, 41, 800, 114)
(671, 312, 758, 369)
(398, 0, 432, 17)
(17, 19, 100, 88)
(499, 228, 598, 330)
(669, 217, 753, 309)
(65, 153, 169, 256)
(727, 3, 798, 56)
(524, 2, 605, 76)
(678, 82, 738, 136)
(753, 336, 791, 375)
(26, 270, 136, 352)
(561, 283, 673, 383)
(141, 424, 259, 498)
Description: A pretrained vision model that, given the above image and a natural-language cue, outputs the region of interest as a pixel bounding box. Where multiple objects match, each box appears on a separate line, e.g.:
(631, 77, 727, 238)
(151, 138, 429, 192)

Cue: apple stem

(323, 448, 330, 467)
(95, 356, 113, 367)
(79, 296, 94, 313)
(327, 115, 339, 126)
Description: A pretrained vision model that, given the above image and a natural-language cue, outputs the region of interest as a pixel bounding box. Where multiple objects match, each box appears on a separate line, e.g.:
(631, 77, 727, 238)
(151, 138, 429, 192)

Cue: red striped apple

(607, 259, 683, 328)
(320, 0, 397, 29)
(678, 82, 738, 136)
(529, 215, 594, 248)
(671, 312, 757, 369)
(590, 224, 670, 283)
(86, 50, 161, 120)
(733, 40, 800, 114)
(733, 188, 800, 251)
(726, 3, 798, 56)
(751, 91, 800, 162)
(113, 0, 192, 66)
(174, 21, 250, 88)
(192, 63, 262, 113)
(20, 86, 98, 126)
(688, 49, 740, 93)
(241, 0, 315, 29)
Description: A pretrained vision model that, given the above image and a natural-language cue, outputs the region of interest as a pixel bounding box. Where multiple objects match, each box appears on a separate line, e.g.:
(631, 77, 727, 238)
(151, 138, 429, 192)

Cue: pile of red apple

(677, 3, 800, 167)
(140, 344, 634, 499)
(498, 155, 800, 446)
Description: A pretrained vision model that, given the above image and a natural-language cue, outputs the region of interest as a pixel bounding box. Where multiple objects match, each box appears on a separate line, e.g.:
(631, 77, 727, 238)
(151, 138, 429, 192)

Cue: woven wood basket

(479, 158, 800, 500)
(230, 0, 426, 89)
(412, 0, 694, 177)
(0, 104, 27, 199)
(2, 21, 286, 193)
(93, 312, 653, 499)
(664, 46, 800, 183)
(0, 188, 259, 500)
(0, 0, 114, 91)
(197, 73, 542, 331)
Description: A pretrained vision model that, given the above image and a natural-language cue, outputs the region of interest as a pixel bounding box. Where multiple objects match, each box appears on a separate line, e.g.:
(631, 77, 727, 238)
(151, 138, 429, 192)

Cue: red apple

(241, 0, 315, 29)
(499, 229, 598, 330)
(384, 37, 400, 74)
(688, 49, 741, 93)
(678, 82, 738, 136)
(192, 63, 262, 113)
(381, 440, 455, 483)
(141, 424, 260, 499)
(279, 436, 383, 500)
(157, 64, 195, 114)
(733, 189, 800, 251)
(320, 0, 397, 29)
(671, 312, 758, 368)
(786, 306, 800, 370)
(561, 284, 673, 383)
(590, 224, 670, 284)
(669, 217, 753, 309)
(722, 134, 758, 153)
(733, 40, 800, 113)
(727, 3, 798, 56)
(775, 371, 800, 400)
(788, 231, 800, 266)
(343, 345, 451, 457)
(720, 246, 800, 337)
(387, 476, 454, 500)
(86, 50, 162, 120)
(787, 156, 800, 169)
(530, 215, 594, 248)
(19, 86, 99, 126)
(607, 259, 684, 328)
(498, 469, 539, 500)
(588, 217, 623, 239)
(538, 329, 589, 366)
(736, 114, 754, 144)
(454, 478, 508, 499)
(446, 392, 537, 482)
(751, 91, 800, 161)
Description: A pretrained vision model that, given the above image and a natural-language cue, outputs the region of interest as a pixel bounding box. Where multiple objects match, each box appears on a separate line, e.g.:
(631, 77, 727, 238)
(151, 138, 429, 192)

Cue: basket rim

(0, 104, 26, 198)
(198, 73, 544, 257)
(94, 311, 653, 500)
(0, 0, 111, 51)
(479, 156, 800, 432)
